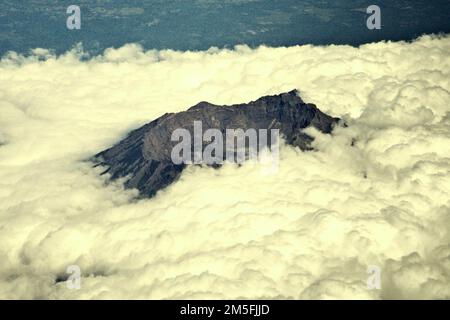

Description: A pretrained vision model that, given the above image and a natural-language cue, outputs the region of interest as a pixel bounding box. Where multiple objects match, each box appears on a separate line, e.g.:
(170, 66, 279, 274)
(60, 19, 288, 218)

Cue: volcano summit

(94, 90, 340, 198)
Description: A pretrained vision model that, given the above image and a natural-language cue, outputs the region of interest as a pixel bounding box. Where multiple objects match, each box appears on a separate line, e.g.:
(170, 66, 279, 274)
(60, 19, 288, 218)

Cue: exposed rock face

(94, 90, 340, 197)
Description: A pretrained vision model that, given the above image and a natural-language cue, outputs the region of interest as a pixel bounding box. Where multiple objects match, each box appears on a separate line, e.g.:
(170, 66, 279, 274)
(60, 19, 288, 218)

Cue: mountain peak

(94, 91, 340, 198)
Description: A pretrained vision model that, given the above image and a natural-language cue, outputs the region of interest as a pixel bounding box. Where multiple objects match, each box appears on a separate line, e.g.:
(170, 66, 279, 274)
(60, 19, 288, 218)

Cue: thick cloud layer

(0, 35, 449, 299)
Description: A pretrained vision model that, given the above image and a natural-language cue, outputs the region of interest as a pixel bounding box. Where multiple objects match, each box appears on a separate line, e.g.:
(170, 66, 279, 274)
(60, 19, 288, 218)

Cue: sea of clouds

(0, 35, 449, 299)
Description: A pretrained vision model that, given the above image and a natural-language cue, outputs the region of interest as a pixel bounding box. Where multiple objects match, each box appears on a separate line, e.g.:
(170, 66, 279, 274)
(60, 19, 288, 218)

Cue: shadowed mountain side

(93, 90, 341, 198)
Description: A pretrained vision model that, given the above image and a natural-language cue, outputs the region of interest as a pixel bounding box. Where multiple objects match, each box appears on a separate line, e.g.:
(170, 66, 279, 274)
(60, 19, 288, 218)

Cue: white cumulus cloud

(0, 35, 449, 299)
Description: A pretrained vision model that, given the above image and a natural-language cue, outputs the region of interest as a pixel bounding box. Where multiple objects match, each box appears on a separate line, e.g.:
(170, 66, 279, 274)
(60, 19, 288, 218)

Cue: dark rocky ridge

(94, 90, 340, 198)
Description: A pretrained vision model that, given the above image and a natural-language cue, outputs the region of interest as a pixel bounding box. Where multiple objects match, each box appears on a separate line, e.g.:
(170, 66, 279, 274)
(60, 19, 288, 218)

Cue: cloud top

(0, 35, 449, 299)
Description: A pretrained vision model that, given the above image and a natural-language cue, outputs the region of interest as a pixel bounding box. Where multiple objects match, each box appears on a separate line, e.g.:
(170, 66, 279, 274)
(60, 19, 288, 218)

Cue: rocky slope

(93, 90, 340, 197)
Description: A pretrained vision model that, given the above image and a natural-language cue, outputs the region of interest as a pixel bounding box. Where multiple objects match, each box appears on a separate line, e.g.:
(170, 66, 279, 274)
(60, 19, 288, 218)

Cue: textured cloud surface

(0, 35, 449, 299)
